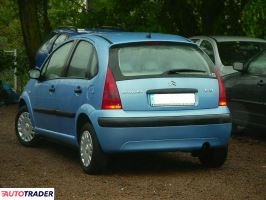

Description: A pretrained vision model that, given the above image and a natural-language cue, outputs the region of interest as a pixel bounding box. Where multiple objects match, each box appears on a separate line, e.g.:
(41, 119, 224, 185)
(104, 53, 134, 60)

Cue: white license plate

(150, 93, 196, 106)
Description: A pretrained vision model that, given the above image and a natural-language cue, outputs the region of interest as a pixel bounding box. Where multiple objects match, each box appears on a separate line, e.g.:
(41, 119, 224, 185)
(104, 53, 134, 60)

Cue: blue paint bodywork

(21, 32, 231, 153)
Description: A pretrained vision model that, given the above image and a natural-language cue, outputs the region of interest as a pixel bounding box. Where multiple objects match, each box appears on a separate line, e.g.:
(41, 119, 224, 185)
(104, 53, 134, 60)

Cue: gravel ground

(0, 105, 266, 200)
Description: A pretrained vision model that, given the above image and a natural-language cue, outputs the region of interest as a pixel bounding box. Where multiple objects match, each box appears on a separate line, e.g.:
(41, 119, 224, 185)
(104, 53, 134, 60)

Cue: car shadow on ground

(108, 153, 206, 175)
(37, 138, 80, 162)
(37, 138, 207, 175)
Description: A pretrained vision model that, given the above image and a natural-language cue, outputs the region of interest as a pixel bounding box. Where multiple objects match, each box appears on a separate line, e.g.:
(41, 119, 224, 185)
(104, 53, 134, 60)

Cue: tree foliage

(242, 0, 266, 39)
(0, 0, 264, 73)
(0, 0, 25, 73)
(48, 0, 86, 28)
(0, 50, 13, 72)
(0, 0, 23, 49)
(17, 0, 52, 67)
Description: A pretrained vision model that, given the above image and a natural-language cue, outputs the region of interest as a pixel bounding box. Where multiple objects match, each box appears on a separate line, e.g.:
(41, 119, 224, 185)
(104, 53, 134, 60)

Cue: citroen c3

(15, 32, 232, 174)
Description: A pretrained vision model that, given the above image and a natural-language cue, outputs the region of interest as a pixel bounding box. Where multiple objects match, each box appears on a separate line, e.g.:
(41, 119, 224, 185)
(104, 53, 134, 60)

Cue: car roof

(190, 35, 266, 43)
(78, 32, 192, 45)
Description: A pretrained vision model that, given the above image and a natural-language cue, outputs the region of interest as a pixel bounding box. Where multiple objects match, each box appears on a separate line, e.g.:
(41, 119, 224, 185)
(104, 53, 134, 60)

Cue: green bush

(242, 0, 266, 39)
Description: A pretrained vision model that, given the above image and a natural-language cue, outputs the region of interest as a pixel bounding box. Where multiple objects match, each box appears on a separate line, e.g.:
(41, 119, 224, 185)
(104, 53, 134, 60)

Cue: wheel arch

(75, 104, 97, 146)
(18, 99, 27, 108)
(18, 92, 35, 126)
(76, 113, 93, 145)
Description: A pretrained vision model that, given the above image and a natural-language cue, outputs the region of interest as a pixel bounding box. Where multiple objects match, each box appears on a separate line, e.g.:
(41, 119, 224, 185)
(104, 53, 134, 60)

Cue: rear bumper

(98, 114, 231, 127)
(90, 108, 232, 153)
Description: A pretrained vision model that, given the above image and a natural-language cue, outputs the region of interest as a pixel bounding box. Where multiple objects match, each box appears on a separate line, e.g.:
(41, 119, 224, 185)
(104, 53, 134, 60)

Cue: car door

(54, 40, 98, 136)
(30, 41, 74, 132)
(227, 51, 266, 127)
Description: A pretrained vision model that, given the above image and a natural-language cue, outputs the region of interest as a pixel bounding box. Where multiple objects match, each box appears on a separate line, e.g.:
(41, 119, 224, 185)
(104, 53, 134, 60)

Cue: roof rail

(56, 26, 77, 32)
(54, 26, 124, 33)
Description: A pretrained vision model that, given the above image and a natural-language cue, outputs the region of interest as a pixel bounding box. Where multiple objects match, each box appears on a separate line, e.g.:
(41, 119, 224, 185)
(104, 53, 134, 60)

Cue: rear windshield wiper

(164, 69, 207, 74)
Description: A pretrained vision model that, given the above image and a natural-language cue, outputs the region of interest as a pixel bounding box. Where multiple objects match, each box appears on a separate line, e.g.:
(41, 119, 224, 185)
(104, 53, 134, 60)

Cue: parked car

(0, 80, 18, 105)
(190, 36, 266, 76)
(36, 26, 123, 68)
(223, 50, 266, 130)
(16, 32, 232, 174)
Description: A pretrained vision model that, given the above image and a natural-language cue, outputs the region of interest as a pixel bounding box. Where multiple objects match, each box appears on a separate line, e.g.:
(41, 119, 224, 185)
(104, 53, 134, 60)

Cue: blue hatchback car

(15, 32, 231, 174)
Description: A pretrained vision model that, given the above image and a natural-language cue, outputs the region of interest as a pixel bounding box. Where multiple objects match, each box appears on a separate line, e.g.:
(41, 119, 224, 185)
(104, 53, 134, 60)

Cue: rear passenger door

(246, 51, 266, 126)
(55, 40, 98, 136)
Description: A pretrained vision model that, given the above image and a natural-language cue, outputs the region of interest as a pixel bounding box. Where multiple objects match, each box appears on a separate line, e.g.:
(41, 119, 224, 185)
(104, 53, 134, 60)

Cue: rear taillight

(102, 67, 122, 109)
(214, 68, 227, 106)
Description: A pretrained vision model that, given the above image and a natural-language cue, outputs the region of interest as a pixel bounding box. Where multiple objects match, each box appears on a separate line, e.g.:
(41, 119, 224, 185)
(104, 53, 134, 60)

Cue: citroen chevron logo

(168, 81, 176, 86)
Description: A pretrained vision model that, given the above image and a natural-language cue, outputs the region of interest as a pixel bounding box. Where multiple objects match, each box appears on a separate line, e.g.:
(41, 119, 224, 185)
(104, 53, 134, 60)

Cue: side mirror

(233, 62, 244, 72)
(29, 69, 41, 79)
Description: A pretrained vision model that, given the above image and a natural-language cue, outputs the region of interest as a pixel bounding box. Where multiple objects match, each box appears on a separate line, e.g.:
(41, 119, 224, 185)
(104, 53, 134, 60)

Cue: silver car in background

(190, 36, 266, 76)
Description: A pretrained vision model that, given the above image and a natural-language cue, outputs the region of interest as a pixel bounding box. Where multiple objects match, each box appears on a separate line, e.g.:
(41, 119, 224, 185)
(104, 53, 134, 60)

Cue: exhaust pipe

(202, 142, 211, 152)
(191, 142, 211, 157)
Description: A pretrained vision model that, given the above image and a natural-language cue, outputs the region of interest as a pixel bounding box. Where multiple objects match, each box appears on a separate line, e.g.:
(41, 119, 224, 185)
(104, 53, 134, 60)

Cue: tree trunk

(17, 0, 42, 68)
(42, 0, 51, 37)
(86, 0, 91, 12)
(200, 0, 225, 35)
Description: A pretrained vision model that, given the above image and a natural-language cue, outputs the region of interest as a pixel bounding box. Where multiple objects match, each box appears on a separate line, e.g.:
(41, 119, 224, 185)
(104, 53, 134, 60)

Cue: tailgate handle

(147, 88, 198, 94)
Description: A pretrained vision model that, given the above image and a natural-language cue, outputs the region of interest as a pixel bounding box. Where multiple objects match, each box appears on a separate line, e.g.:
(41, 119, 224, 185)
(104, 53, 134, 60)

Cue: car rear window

(217, 41, 266, 66)
(109, 42, 215, 80)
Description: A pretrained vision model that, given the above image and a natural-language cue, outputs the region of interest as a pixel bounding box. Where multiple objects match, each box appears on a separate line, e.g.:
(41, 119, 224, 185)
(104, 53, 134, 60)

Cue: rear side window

(248, 51, 266, 75)
(217, 41, 266, 66)
(39, 34, 57, 52)
(110, 43, 214, 80)
(67, 41, 98, 79)
(52, 34, 69, 51)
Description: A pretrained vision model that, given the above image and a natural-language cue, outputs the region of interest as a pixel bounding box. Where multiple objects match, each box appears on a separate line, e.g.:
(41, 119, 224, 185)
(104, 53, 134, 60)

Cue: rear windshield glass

(217, 41, 266, 66)
(110, 43, 214, 80)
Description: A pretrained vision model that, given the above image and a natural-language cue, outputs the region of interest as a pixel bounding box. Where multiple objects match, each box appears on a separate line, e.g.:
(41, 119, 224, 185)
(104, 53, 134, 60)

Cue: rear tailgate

(109, 42, 218, 111)
(117, 77, 219, 111)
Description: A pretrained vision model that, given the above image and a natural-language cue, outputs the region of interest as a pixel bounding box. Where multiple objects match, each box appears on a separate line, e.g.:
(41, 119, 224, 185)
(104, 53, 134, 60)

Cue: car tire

(199, 146, 228, 168)
(79, 122, 108, 174)
(15, 106, 39, 146)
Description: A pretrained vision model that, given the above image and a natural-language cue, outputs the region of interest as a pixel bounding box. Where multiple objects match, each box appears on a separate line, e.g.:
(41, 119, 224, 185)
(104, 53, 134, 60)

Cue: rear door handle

(49, 85, 55, 93)
(74, 86, 82, 94)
